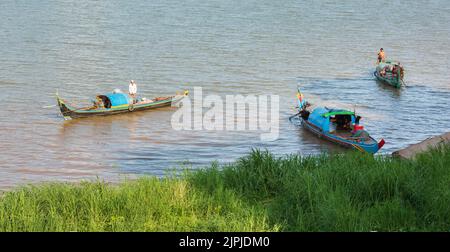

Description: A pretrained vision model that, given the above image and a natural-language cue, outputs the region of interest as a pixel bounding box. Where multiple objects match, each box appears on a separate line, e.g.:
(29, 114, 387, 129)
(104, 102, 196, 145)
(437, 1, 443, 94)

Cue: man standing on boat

(377, 48, 385, 64)
(129, 80, 137, 103)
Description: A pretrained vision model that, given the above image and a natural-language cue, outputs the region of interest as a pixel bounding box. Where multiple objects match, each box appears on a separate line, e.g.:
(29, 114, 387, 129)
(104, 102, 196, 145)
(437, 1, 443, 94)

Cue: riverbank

(1, 144, 449, 231)
(392, 132, 450, 159)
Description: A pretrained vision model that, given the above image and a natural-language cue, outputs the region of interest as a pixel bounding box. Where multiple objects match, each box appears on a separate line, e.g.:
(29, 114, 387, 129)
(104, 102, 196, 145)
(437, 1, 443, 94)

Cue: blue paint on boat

(296, 106, 385, 154)
(105, 93, 132, 106)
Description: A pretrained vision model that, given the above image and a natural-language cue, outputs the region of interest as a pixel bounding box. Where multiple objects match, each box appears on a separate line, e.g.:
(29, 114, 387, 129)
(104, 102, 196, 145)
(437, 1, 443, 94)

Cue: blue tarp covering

(308, 107, 355, 132)
(105, 93, 131, 106)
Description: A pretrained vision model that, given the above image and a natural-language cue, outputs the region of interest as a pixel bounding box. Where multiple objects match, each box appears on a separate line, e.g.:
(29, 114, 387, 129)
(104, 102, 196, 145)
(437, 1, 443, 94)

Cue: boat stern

(364, 138, 385, 154)
(378, 139, 385, 150)
(352, 138, 386, 154)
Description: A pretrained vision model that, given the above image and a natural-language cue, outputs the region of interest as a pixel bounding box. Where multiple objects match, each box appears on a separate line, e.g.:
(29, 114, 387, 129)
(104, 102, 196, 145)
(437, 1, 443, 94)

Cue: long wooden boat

(374, 60, 404, 88)
(291, 89, 385, 154)
(56, 90, 188, 120)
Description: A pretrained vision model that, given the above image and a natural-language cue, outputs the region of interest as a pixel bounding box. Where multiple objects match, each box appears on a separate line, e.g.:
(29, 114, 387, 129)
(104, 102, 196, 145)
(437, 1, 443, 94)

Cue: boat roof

(307, 107, 357, 134)
(98, 93, 131, 107)
(321, 109, 355, 117)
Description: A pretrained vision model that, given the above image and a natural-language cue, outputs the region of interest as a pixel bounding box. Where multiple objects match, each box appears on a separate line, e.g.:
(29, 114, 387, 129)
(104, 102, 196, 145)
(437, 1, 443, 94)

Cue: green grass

(1, 144, 449, 231)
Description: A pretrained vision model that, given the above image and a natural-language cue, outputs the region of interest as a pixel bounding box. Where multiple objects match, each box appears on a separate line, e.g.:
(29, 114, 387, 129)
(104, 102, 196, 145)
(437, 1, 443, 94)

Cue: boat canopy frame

(321, 110, 355, 117)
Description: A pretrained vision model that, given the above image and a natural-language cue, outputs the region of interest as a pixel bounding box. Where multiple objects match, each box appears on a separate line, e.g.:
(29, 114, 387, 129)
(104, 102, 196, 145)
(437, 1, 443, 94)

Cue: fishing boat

(290, 89, 385, 154)
(56, 90, 189, 120)
(374, 60, 404, 88)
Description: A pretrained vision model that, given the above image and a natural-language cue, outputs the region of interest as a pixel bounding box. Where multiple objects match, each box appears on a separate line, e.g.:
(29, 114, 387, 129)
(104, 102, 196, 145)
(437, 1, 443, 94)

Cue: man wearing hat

(129, 80, 137, 103)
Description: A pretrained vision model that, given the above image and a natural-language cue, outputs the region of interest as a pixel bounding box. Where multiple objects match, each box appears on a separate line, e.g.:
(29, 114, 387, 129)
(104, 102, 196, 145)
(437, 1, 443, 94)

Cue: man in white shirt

(129, 80, 137, 103)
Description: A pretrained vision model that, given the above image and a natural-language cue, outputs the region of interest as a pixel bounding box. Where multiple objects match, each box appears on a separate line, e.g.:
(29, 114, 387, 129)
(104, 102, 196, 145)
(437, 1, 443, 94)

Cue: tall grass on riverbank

(1, 144, 449, 231)
(0, 177, 273, 232)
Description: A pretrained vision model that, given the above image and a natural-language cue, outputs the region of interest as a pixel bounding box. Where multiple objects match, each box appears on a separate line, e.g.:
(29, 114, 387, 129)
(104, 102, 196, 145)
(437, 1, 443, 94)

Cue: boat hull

(374, 61, 404, 88)
(57, 94, 186, 119)
(301, 118, 381, 154)
(374, 71, 402, 88)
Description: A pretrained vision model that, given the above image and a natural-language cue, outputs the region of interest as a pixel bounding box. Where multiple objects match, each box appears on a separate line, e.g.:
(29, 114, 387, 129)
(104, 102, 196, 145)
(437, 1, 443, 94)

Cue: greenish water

(0, 0, 449, 188)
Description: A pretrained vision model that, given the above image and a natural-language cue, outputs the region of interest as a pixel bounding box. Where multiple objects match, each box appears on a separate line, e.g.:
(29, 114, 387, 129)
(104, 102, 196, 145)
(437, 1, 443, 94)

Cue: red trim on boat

(378, 139, 385, 150)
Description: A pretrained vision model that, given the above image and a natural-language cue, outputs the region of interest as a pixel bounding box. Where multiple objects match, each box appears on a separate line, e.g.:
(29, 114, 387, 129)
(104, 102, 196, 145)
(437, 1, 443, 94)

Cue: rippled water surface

(1, 0, 449, 189)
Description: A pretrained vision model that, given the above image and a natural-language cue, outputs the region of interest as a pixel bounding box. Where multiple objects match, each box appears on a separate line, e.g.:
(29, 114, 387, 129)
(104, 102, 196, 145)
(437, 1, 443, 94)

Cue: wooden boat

(291, 89, 385, 154)
(374, 60, 404, 88)
(56, 90, 188, 120)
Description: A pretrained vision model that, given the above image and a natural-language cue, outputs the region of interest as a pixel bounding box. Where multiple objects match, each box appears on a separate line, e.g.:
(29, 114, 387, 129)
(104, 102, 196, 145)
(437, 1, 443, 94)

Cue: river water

(1, 0, 449, 189)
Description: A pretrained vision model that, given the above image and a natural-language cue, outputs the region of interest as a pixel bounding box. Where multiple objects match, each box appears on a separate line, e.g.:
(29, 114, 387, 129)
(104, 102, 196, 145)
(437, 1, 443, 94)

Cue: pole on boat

(289, 111, 301, 121)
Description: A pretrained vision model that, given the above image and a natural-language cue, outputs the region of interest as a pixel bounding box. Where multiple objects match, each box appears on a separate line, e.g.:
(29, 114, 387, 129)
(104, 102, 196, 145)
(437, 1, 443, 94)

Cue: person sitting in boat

(92, 96, 104, 109)
(355, 115, 361, 125)
(129, 80, 137, 103)
(329, 117, 337, 133)
(380, 67, 386, 77)
(377, 48, 385, 64)
(351, 116, 367, 141)
(392, 65, 397, 77)
(351, 116, 362, 133)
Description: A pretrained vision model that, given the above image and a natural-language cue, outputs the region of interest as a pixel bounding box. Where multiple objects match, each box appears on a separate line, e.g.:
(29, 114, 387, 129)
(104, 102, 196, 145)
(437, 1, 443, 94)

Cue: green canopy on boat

(321, 110, 355, 117)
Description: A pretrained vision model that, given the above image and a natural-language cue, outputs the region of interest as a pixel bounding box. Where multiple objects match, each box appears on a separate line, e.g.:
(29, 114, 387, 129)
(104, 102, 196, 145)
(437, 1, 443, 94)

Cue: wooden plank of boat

(56, 90, 188, 120)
